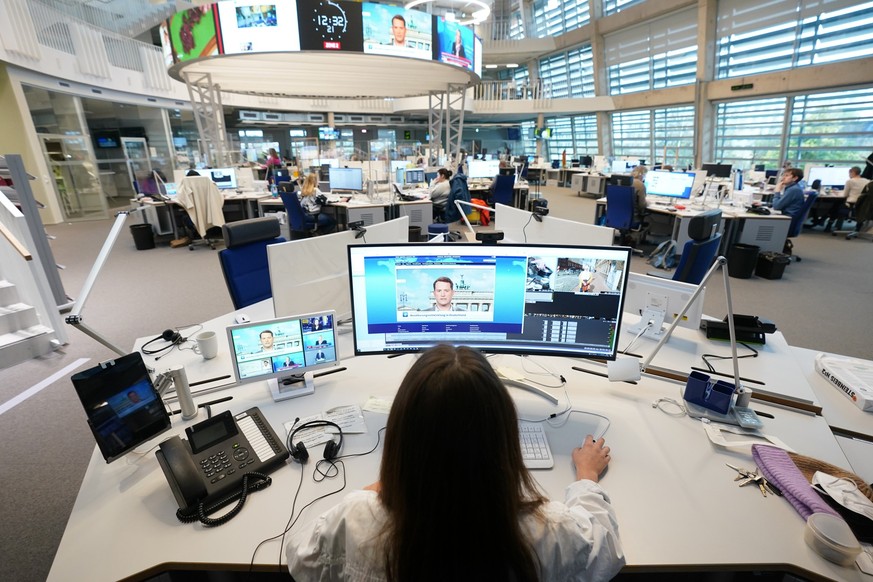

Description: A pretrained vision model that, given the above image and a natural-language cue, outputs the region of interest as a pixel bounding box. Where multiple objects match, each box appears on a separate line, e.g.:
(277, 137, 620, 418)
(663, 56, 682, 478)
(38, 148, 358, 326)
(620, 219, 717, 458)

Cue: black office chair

(604, 184, 648, 255)
(784, 191, 818, 261)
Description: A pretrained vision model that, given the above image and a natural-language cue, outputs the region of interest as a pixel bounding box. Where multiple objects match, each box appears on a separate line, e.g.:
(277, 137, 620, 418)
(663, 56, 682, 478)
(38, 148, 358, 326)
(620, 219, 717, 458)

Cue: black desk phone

(156, 407, 289, 526)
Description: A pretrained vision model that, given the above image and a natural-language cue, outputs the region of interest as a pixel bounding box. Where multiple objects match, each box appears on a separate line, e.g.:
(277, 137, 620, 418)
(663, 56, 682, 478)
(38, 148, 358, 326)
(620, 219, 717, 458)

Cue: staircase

(0, 280, 56, 369)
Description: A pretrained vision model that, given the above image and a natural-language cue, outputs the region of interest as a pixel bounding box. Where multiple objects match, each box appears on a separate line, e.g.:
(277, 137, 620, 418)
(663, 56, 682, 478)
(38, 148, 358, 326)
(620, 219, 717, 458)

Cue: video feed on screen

(227, 311, 338, 383)
(435, 17, 473, 70)
(216, 2, 300, 54)
(362, 3, 432, 59)
(348, 244, 631, 359)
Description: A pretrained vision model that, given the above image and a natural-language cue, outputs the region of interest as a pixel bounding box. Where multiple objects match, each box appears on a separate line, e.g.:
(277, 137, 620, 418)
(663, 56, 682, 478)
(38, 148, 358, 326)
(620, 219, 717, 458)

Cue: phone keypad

(199, 451, 233, 481)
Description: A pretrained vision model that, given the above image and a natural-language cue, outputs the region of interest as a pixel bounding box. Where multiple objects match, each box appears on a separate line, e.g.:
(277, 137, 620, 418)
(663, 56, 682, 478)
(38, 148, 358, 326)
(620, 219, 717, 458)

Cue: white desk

(49, 308, 865, 581)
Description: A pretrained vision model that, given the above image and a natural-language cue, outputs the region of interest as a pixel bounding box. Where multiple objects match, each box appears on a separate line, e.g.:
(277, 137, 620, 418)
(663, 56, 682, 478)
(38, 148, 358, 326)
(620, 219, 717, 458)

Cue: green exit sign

(404, 130, 411, 140)
(731, 83, 754, 91)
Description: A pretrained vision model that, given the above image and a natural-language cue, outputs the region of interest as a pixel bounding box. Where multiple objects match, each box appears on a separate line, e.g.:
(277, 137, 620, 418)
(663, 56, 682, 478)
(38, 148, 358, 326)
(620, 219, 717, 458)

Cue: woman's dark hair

(437, 168, 453, 180)
(185, 169, 200, 176)
(378, 345, 546, 582)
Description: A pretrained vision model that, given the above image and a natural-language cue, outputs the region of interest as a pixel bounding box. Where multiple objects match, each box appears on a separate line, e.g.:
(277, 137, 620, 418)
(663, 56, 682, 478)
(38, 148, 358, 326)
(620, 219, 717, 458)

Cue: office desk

(809, 192, 848, 226)
(50, 309, 864, 581)
(134, 191, 270, 239)
(468, 180, 530, 209)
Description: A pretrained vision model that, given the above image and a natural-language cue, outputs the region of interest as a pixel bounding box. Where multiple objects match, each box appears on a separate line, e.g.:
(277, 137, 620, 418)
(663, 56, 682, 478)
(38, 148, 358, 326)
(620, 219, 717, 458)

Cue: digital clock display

(297, 0, 363, 51)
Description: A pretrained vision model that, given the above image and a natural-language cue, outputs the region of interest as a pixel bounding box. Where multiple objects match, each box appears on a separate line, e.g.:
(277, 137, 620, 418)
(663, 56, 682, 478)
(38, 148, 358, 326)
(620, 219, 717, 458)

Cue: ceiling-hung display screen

(434, 16, 474, 71)
(164, 5, 220, 63)
(361, 3, 433, 60)
(296, 0, 364, 52)
(216, 2, 300, 54)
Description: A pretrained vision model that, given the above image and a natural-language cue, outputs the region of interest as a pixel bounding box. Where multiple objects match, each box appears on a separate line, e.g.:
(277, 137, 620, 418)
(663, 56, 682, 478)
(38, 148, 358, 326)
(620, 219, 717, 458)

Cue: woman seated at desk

(428, 168, 453, 214)
(299, 173, 336, 234)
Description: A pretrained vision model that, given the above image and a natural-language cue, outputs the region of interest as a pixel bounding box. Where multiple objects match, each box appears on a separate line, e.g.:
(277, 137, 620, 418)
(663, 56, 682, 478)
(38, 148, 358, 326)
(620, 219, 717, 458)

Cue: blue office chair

(443, 172, 471, 223)
(670, 209, 723, 284)
(784, 191, 818, 262)
(490, 174, 516, 207)
(279, 191, 319, 239)
(218, 217, 286, 309)
(604, 184, 647, 254)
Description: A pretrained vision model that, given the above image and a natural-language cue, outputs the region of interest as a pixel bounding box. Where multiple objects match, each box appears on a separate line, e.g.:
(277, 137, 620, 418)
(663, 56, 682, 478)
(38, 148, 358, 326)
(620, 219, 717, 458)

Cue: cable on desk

(700, 342, 758, 372)
(620, 319, 654, 355)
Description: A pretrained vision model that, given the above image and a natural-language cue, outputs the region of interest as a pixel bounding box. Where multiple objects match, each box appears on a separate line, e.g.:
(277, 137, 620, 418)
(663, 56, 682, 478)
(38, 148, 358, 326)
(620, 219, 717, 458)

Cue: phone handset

(155, 407, 289, 527)
(156, 437, 272, 526)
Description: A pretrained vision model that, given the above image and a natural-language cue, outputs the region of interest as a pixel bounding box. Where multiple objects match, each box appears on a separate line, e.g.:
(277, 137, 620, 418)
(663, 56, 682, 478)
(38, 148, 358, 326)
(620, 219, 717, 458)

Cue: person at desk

(285, 345, 624, 581)
(755, 168, 805, 219)
(630, 165, 648, 221)
(825, 166, 869, 231)
(265, 148, 281, 168)
(299, 173, 337, 235)
(428, 168, 452, 213)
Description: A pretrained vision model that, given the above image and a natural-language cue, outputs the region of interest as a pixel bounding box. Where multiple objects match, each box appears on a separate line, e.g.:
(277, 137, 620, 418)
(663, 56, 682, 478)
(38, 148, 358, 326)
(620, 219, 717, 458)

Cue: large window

(520, 120, 538, 157)
(531, 0, 590, 38)
(786, 88, 873, 166)
(716, 0, 873, 78)
(572, 114, 599, 157)
(613, 106, 695, 168)
(714, 98, 788, 171)
(539, 45, 594, 99)
(604, 8, 697, 95)
(603, 0, 644, 16)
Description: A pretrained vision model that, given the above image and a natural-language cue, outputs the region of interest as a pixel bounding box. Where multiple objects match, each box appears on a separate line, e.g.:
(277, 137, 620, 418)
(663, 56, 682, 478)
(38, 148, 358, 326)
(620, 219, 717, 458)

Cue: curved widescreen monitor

(348, 243, 632, 359)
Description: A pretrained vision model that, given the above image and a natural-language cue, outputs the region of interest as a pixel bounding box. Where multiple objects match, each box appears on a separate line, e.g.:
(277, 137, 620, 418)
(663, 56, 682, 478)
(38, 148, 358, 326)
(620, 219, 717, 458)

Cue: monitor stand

(268, 372, 315, 402)
(495, 367, 559, 404)
(627, 307, 666, 340)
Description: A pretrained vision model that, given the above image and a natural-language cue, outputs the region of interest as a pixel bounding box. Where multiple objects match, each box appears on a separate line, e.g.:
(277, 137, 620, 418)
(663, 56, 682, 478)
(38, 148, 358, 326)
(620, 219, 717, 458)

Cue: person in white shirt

(286, 344, 625, 582)
(428, 168, 452, 212)
(826, 166, 870, 231)
(298, 173, 336, 234)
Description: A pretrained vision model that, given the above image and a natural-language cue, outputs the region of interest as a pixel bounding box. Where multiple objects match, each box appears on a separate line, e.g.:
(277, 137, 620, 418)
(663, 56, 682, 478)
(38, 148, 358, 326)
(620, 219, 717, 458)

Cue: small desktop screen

(329, 167, 364, 191)
(807, 166, 852, 189)
(405, 169, 425, 184)
(318, 127, 339, 140)
(610, 159, 636, 174)
(348, 243, 632, 359)
(644, 171, 696, 199)
(209, 168, 238, 189)
(467, 159, 501, 179)
(226, 311, 339, 385)
(273, 168, 292, 184)
(701, 163, 732, 179)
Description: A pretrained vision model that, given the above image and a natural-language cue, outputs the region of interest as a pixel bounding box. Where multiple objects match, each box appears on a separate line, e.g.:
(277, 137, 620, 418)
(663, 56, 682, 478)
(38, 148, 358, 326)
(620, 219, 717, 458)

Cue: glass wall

(714, 98, 789, 171)
(612, 105, 695, 168)
(531, 0, 590, 38)
(786, 88, 873, 167)
(539, 45, 595, 99)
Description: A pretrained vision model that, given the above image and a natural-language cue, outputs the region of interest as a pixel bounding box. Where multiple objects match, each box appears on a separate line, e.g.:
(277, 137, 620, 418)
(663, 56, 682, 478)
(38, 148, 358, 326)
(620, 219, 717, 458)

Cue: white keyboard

(519, 421, 554, 469)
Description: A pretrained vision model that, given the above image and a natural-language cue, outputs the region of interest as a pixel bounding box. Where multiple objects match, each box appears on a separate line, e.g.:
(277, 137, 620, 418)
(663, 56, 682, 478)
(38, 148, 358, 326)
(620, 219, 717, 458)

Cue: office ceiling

(171, 52, 478, 100)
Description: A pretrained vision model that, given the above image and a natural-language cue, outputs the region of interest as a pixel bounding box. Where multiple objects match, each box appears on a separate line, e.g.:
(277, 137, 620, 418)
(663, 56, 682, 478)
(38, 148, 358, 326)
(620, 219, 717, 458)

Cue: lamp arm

(639, 255, 742, 392)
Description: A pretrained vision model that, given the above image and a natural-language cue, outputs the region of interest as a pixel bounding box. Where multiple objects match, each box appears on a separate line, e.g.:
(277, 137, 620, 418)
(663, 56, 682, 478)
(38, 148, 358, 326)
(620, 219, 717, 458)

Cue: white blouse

(286, 480, 625, 581)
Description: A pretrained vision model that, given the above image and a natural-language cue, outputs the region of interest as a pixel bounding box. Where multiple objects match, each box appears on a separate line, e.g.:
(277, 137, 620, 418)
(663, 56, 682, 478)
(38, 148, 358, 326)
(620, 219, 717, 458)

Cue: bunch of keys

(726, 464, 782, 497)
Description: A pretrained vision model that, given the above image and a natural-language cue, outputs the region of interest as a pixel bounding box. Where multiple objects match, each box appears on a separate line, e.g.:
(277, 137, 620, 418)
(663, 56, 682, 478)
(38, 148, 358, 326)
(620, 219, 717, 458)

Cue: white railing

(474, 79, 552, 105)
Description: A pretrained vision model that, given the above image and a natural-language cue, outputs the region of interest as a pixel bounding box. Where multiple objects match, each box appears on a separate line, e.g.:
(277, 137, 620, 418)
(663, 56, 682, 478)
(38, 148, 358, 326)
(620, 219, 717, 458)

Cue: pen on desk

(315, 366, 347, 378)
(170, 395, 233, 415)
(190, 374, 232, 387)
(572, 366, 637, 385)
(753, 410, 775, 419)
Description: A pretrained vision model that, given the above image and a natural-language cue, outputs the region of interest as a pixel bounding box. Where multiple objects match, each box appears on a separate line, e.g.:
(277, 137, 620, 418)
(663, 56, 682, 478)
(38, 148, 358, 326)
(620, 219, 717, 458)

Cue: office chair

(279, 191, 319, 239)
(652, 209, 723, 285)
(604, 184, 648, 255)
(176, 175, 225, 250)
(833, 189, 873, 241)
(443, 172, 471, 223)
(490, 174, 515, 207)
(218, 217, 286, 309)
(784, 191, 818, 262)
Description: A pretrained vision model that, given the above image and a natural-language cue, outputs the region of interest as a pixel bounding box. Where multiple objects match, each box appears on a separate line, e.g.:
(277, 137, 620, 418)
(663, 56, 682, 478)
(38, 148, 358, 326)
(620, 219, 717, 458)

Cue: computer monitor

(764, 169, 778, 179)
(623, 272, 706, 335)
(273, 168, 292, 184)
(329, 167, 364, 191)
(580, 155, 593, 167)
(209, 168, 238, 189)
(701, 163, 733, 179)
(347, 243, 632, 359)
(807, 166, 851, 189)
(610, 159, 634, 174)
(405, 169, 425, 185)
(754, 164, 766, 172)
(467, 159, 500, 179)
(644, 171, 696, 199)
(226, 311, 339, 389)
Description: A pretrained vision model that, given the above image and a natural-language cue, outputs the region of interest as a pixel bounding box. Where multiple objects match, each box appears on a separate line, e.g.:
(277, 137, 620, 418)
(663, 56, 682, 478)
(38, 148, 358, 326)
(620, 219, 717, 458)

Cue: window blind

(604, 7, 697, 67)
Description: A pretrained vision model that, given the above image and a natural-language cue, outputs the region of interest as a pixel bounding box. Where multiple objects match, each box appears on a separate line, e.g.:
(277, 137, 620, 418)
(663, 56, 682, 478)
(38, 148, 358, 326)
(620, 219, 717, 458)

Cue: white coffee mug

(195, 331, 218, 360)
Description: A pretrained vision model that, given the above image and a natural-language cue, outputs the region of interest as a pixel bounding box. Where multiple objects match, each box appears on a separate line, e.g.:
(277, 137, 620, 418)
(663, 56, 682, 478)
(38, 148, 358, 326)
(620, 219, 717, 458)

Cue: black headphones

(288, 420, 343, 464)
(141, 329, 185, 355)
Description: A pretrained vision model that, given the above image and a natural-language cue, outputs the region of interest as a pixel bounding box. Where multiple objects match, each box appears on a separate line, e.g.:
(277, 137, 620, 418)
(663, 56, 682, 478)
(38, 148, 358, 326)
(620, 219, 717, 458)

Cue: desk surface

(49, 305, 866, 582)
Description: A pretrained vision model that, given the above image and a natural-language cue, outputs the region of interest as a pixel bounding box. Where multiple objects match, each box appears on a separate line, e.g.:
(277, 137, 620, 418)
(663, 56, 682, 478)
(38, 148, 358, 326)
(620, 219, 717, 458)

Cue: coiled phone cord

(176, 472, 272, 527)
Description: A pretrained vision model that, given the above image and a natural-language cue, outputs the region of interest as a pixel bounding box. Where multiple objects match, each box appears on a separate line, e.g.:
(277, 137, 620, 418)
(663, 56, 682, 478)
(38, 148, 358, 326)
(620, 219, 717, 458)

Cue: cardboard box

(815, 353, 873, 412)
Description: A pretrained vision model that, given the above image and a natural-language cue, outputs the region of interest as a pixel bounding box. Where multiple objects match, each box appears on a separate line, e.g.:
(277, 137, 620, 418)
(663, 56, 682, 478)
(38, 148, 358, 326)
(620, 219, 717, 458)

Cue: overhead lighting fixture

(405, 0, 490, 25)
(546, 0, 559, 9)
(505, 63, 519, 68)
(485, 64, 498, 69)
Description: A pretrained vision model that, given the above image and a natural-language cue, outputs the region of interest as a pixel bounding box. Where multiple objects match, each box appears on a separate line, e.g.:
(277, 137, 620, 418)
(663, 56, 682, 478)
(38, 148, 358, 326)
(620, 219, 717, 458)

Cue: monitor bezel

(226, 310, 340, 386)
(644, 170, 696, 199)
(347, 242, 632, 360)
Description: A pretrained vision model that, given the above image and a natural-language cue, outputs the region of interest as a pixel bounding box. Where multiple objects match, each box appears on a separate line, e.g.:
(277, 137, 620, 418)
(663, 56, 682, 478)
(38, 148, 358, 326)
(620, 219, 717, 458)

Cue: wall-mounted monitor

(209, 168, 238, 189)
(807, 166, 852, 189)
(318, 127, 339, 140)
(226, 311, 339, 388)
(362, 3, 432, 59)
(644, 171, 696, 199)
(701, 163, 732, 179)
(347, 243, 632, 359)
(329, 167, 364, 191)
(534, 127, 552, 140)
(93, 130, 121, 149)
(506, 127, 521, 141)
(172, 136, 188, 148)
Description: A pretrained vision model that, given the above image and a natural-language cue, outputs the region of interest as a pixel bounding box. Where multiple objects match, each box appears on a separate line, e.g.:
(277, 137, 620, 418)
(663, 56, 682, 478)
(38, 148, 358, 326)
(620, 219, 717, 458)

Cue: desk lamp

(607, 256, 743, 404)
